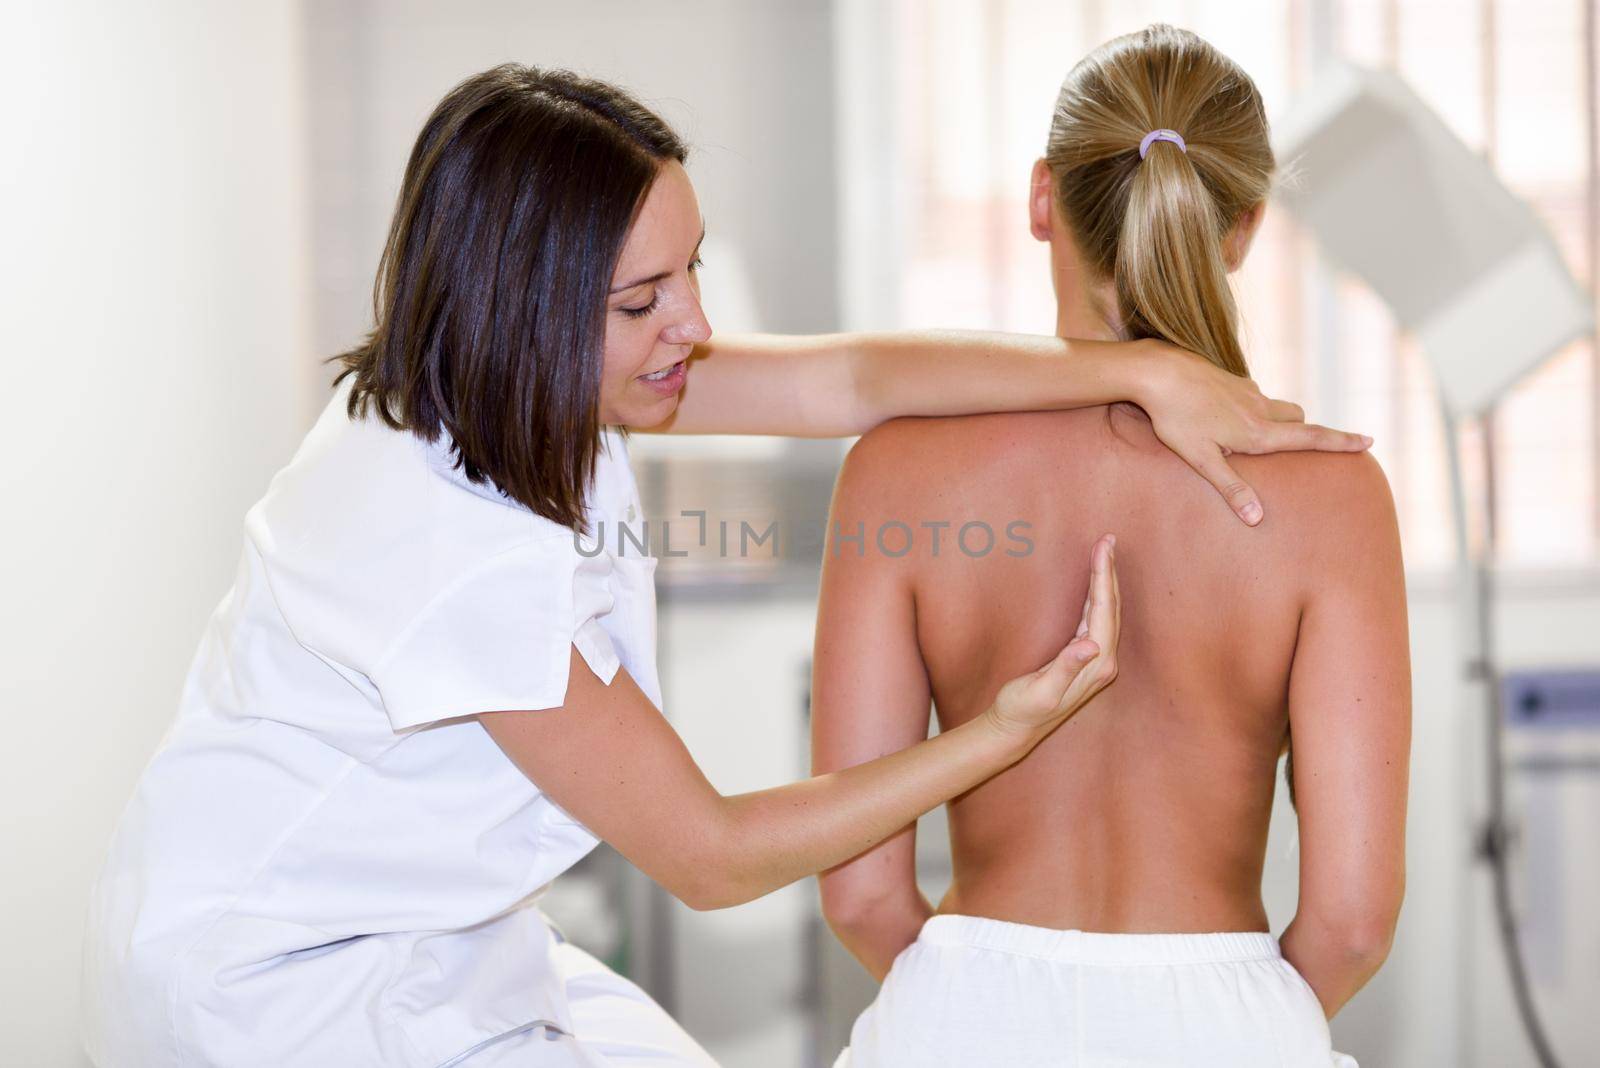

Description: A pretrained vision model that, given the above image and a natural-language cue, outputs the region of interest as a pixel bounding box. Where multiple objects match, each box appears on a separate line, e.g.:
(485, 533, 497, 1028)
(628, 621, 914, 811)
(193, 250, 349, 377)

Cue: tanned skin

(813, 403, 1409, 1019)
(814, 174, 1410, 1020)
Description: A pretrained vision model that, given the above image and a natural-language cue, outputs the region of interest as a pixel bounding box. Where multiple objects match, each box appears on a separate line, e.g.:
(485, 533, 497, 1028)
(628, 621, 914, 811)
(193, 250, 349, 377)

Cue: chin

(617, 395, 681, 431)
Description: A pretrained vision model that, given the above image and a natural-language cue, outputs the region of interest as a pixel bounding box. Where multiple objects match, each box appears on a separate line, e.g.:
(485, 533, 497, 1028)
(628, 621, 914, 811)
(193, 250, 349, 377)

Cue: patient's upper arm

(811, 427, 933, 914)
(1286, 452, 1411, 938)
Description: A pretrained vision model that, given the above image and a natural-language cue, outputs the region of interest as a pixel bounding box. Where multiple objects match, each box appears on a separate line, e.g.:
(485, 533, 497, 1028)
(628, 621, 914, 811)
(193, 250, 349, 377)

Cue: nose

(664, 291, 713, 346)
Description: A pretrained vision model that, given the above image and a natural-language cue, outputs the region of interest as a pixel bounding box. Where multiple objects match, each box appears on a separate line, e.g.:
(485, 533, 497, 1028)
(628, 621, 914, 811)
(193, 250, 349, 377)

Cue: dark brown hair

(330, 64, 687, 530)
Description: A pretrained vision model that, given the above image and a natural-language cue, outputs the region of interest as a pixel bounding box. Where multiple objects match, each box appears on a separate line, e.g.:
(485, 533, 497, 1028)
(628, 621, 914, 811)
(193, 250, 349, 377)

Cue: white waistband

(918, 914, 1282, 965)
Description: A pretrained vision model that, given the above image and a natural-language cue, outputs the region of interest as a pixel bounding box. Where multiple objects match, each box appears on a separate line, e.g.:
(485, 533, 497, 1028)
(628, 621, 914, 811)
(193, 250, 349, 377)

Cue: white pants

(834, 914, 1358, 1068)
(455, 942, 718, 1067)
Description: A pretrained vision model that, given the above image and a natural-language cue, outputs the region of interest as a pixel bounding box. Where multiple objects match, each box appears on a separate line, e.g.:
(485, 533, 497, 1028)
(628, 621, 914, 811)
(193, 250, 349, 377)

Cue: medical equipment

(1275, 62, 1595, 1068)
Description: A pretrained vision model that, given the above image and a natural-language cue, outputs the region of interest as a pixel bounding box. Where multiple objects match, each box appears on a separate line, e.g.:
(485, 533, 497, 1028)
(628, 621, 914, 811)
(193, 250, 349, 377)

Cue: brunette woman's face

(599, 161, 711, 428)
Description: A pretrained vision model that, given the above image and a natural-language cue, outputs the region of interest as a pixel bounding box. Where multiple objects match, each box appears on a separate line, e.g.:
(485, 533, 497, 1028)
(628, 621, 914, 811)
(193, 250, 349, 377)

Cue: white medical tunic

(81, 379, 673, 1067)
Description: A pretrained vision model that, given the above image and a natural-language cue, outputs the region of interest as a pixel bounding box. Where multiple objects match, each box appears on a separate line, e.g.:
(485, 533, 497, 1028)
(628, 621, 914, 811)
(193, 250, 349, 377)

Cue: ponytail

(1045, 23, 1274, 379)
(1116, 141, 1249, 376)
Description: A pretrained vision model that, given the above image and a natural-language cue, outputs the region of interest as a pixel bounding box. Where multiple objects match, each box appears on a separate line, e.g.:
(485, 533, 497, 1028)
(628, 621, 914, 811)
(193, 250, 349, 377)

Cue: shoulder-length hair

(330, 64, 687, 530)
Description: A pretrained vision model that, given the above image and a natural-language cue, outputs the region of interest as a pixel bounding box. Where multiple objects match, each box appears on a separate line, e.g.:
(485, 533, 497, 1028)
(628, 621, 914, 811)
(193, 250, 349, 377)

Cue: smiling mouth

(641, 361, 684, 382)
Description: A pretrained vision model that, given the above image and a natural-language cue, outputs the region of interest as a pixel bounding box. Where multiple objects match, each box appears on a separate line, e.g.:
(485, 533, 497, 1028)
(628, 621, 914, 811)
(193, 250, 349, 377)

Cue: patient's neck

(1051, 251, 1122, 344)
(1053, 268, 1150, 426)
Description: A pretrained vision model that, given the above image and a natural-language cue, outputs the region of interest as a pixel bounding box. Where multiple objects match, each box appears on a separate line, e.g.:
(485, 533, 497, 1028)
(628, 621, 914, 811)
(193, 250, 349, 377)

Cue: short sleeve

(369, 538, 621, 731)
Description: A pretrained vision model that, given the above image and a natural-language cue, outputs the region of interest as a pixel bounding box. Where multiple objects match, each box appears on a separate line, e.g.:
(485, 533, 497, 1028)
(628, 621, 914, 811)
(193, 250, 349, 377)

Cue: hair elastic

(1138, 128, 1187, 159)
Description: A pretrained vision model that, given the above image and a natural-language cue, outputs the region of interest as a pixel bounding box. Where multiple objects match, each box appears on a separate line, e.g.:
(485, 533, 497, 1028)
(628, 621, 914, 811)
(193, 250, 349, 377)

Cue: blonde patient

(813, 24, 1410, 1068)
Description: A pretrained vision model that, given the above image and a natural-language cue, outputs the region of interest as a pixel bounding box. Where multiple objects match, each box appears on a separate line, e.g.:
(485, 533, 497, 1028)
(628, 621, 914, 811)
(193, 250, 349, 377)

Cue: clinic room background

(4, 1, 1599, 1065)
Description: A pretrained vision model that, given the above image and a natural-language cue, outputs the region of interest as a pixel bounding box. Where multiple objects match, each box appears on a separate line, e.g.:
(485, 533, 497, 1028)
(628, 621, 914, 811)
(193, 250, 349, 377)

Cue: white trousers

(455, 942, 718, 1067)
(834, 914, 1358, 1068)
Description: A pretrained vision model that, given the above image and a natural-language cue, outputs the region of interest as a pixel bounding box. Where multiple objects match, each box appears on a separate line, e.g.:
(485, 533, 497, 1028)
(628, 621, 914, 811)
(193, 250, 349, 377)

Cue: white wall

(0, 4, 313, 1063)
(659, 598, 820, 1067)
(302, 0, 840, 407)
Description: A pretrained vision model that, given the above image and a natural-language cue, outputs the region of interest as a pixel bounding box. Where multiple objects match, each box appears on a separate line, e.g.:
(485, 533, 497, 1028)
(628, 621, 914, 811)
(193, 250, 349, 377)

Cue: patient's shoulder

(1237, 447, 1399, 552)
(832, 418, 937, 520)
(841, 414, 945, 472)
(1247, 447, 1394, 510)
(842, 410, 1102, 492)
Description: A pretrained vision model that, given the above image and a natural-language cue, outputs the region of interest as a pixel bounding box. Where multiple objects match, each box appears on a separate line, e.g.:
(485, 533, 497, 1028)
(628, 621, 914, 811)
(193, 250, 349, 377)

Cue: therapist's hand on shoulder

(475, 536, 1121, 914)
(1137, 341, 1372, 527)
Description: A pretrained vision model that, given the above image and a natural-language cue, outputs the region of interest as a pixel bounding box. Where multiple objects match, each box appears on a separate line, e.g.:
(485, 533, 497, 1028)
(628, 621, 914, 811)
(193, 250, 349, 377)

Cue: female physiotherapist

(81, 65, 1367, 1068)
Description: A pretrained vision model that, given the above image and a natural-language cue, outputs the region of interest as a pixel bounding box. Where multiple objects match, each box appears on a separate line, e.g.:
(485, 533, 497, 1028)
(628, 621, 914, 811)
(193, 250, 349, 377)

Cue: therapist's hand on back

(477, 536, 1120, 912)
(987, 532, 1120, 740)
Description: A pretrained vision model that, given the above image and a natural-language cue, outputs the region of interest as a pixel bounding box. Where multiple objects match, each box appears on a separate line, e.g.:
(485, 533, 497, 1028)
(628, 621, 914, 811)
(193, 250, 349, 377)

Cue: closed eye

(621, 257, 703, 318)
(621, 294, 659, 319)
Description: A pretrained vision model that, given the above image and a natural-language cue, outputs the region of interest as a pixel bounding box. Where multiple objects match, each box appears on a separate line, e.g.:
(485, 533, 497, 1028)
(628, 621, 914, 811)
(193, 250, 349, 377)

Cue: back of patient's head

(1046, 24, 1275, 377)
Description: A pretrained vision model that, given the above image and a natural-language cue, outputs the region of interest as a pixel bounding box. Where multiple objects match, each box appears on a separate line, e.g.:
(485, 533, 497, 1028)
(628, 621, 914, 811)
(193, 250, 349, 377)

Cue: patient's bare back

(847, 403, 1382, 934)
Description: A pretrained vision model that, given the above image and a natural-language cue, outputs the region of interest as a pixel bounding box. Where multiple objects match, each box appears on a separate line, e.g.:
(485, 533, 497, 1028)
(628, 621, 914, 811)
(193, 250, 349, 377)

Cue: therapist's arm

(477, 538, 1118, 913)
(646, 330, 1370, 525)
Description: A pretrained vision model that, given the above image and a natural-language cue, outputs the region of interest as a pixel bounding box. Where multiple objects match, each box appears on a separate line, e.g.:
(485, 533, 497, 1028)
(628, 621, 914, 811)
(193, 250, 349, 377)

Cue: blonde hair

(1045, 24, 1275, 376)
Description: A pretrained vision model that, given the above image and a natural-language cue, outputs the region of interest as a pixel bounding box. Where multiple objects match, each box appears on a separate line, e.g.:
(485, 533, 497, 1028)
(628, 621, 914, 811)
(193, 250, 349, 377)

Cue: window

(838, 0, 1598, 570)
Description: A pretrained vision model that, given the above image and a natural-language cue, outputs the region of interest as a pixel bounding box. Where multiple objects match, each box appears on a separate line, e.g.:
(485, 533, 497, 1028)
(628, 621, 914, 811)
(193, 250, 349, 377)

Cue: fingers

(1043, 530, 1120, 722)
(1007, 535, 1121, 732)
(1252, 420, 1373, 455)
(1262, 397, 1306, 423)
(1024, 637, 1099, 710)
(1090, 536, 1119, 681)
(1085, 534, 1116, 653)
(1037, 537, 1116, 692)
(1109, 538, 1122, 641)
(1074, 580, 1092, 639)
(1191, 448, 1265, 526)
(1047, 629, 1100, 673)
